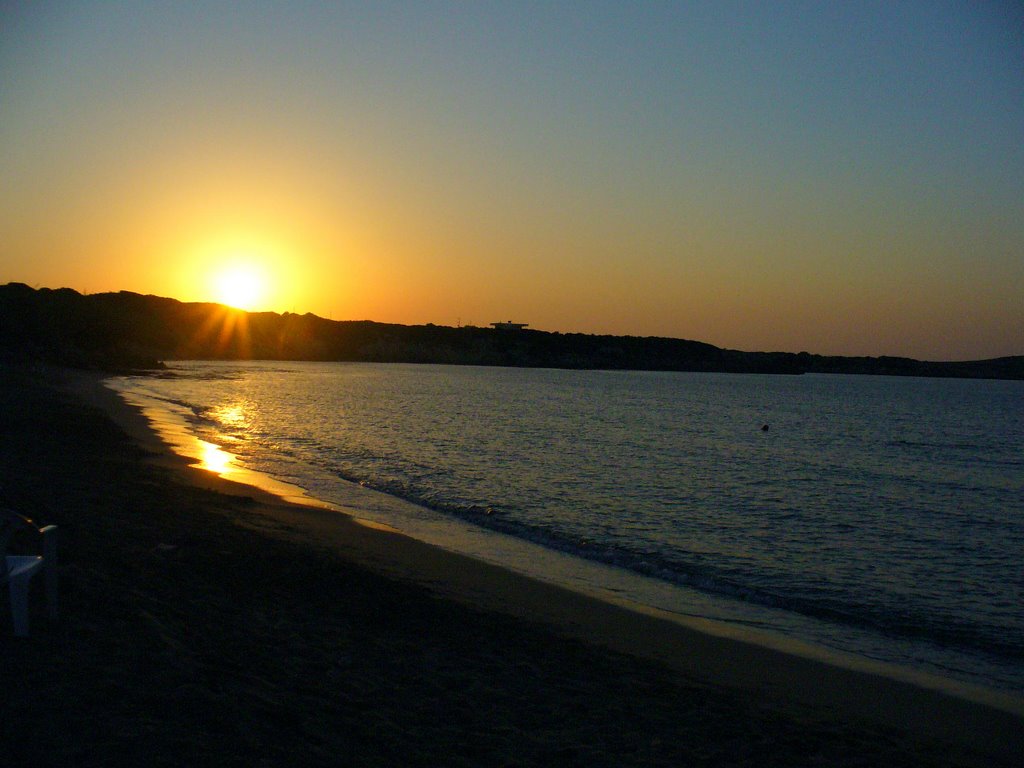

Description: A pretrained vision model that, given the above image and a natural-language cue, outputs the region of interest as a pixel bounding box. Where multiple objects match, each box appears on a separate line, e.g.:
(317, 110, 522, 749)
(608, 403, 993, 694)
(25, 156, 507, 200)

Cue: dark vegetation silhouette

(1, 283, 1021, 379)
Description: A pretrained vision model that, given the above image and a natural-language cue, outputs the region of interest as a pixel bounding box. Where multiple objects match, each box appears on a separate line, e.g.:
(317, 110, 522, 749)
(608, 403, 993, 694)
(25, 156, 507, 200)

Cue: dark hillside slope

(1, 284, 1020, 379)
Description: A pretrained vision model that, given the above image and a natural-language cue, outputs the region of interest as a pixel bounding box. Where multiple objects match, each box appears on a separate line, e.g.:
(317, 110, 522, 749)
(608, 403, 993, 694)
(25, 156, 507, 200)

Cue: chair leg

(42, 526, 58, 620)
(45, 566, 58, 620)
(9, 573, 31, 637)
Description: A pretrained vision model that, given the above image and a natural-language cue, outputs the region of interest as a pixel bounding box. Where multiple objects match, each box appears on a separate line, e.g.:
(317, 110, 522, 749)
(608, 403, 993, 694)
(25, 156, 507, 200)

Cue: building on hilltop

(490, 320, 529, 331)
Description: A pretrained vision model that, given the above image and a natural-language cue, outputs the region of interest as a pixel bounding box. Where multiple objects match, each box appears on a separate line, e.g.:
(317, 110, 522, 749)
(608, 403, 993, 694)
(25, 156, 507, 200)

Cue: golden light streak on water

(197, 440, 234, 475)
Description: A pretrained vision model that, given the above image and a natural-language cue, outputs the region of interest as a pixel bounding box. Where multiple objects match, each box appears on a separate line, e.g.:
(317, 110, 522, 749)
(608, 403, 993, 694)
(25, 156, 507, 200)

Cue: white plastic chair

(2, 509, 58, 637)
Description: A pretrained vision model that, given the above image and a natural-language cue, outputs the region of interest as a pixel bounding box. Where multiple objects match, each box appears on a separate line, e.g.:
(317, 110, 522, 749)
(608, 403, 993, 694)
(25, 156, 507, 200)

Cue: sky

(1, 2, 1022, 360)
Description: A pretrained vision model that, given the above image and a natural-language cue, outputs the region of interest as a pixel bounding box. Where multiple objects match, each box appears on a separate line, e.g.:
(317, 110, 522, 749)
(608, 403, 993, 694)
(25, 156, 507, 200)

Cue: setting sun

(213, 264, 266, 311)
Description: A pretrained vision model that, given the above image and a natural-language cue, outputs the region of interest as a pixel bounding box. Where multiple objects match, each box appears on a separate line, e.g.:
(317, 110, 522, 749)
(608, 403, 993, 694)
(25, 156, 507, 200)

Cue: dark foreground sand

(1, 365, 1021, 767)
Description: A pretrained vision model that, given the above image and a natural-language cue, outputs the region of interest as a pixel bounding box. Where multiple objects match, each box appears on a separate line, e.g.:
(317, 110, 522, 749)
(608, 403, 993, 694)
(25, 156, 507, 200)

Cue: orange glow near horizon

(212, 263, 267, 311)
(176, 232, 300, 312)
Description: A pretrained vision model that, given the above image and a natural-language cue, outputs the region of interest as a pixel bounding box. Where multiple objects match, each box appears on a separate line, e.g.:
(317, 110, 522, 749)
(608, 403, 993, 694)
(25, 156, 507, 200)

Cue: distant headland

(1, 283, 1021, 379)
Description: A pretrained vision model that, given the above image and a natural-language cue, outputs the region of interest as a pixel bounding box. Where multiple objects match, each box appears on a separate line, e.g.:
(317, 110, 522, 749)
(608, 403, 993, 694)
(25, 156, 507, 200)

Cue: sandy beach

(1, 364, 1021, 767)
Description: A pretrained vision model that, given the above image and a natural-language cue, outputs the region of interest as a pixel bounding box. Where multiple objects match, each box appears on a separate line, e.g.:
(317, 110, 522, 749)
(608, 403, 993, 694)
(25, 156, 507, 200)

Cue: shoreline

(73, 370, 1024, 756)
(100, 371, 1024, 713)
(102, 370, 1024, 713)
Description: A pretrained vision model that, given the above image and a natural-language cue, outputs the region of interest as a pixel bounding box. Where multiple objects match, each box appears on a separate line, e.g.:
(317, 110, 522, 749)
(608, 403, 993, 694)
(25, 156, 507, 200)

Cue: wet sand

(1, 364, 1020, 766)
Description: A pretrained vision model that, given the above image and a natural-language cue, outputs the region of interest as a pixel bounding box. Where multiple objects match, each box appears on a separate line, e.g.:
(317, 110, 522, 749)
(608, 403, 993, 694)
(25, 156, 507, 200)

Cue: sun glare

(196, 440, 234, 475)
(213, 264, 266, 310)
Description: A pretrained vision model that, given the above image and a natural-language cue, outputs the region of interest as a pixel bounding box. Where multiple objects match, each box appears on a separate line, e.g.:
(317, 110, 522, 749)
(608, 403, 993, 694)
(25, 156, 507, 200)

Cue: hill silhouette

(1, 283, 1021, 379)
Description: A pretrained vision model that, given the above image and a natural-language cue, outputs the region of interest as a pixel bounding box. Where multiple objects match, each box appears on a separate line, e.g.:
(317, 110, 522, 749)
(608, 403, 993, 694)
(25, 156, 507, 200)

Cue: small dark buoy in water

(761, 424, 770, 431)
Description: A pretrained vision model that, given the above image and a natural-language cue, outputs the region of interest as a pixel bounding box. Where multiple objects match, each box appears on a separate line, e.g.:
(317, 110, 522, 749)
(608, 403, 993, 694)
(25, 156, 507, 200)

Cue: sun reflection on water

(196, 440, 234, 475)
(211, 401, 250, 429)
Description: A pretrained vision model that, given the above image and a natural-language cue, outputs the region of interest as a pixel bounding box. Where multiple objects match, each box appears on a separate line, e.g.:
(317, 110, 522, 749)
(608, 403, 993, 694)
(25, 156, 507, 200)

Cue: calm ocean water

(109, 361, 1024, 701)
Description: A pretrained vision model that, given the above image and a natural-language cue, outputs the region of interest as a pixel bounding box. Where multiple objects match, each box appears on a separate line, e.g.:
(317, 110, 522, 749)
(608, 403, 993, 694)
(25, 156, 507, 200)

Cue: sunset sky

(2, 2, 1021, 360)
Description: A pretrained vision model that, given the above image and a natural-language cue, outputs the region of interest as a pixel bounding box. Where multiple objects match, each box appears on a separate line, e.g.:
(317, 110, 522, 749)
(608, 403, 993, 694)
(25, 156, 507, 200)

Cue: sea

(107, 360, 1024, 707)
